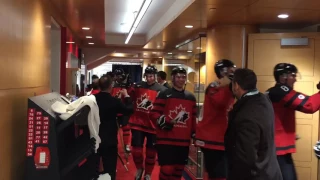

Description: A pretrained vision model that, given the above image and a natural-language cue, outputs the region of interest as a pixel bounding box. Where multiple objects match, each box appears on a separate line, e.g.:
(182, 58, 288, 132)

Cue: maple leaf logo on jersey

(136, 93, 153, 110)
(169, 104, 190, 124)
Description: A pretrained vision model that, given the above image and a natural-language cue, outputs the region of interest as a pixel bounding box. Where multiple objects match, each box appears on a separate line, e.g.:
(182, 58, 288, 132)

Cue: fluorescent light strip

(125, 0, 152, 44)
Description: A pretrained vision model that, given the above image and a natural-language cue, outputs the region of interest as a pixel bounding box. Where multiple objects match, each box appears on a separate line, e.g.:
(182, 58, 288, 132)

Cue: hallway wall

(0, 0, 51, 179)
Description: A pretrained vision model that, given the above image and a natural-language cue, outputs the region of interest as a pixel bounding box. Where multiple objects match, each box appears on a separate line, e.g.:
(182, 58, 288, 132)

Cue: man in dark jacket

(224, 68, 282, 180)
(94, 75, 134, 180)
(157, 71, 171, 88)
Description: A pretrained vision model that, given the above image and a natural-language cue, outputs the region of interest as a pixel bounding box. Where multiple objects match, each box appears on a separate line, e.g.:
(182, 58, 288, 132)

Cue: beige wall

(0, 0, 51, 179)
(248, 33, 320, 180)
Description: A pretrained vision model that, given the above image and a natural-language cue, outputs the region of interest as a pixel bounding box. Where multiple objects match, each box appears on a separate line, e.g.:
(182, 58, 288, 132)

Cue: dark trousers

(201, 148, 227, 178)
(98, 144, 118, 180)
(131, 129, 156, 148)
(277, 154, 297, 180)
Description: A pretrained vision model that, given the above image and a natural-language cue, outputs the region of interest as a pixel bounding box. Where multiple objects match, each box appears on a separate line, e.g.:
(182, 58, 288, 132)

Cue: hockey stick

(117, 152, 128, 171)
(117, 120, 129, 164)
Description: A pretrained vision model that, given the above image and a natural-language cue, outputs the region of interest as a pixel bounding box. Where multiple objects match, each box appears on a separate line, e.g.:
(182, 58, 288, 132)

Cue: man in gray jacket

(224, 68, 282, 180)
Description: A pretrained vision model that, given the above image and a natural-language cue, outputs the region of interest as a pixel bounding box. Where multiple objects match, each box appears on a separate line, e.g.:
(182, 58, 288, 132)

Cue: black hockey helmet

(114, 68, 125, 76)
(214, 59, 236, 79)
(273, 63, 298, 82)
(171, 66, 187, 76)
(144, 65, 157, 75)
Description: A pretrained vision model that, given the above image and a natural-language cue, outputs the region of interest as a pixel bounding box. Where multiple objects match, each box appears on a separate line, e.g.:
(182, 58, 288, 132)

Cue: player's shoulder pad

(157, 83, 168, 91)
(209, 81, 220, 88)
(184, 90, 197, 102)
(134, 81, 144, 88)
(267, 84, 293, 102)
(205, 81, 220, 94)
(156, 88, 169, 99)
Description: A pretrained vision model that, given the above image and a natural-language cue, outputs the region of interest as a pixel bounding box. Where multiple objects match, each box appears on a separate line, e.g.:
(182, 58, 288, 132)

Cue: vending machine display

(25, 92, 98, 180)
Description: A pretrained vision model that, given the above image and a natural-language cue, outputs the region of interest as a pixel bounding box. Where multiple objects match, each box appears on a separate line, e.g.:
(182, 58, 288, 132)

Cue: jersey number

(280, 85, 290, 92)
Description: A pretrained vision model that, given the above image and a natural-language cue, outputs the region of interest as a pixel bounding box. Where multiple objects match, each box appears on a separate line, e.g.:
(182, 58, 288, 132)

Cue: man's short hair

(157, 71, 167, 80)
(92, 79, 99, 90)
(99, 75, 113, 91)
(233, 68, 257, 91)
(92, 75, 99, 80)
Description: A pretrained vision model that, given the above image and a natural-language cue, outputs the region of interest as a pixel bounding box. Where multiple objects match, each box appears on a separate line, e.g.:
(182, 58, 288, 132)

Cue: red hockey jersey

(195, 82, 234, 150)
(129, 82, 167, 134)
(149, 88, 197, 147)
(267, 83, 320, 155)
(90, 89, 100, 95)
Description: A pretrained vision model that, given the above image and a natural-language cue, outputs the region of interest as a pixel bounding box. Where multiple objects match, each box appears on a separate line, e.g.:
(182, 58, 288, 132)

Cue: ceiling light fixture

(66, 42, 75, 44)
(82, 27, 90, 30)
(185, 25, 193, 28)
(187, 50, 192, 52)
(125, 0, 152, 44)
(278, 14, 289, 19)
(88, 42, 94, 45)
(86, 36, 92, 39)
(159, 57, 162, 58)
(196, 47, 202, 49)
(168, 52, 172, 54)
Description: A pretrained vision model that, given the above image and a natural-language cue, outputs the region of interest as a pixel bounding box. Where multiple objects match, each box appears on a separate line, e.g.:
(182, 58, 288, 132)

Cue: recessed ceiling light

(168, 52, 172, 54)
(88, 42, 94, 45)
(187, 50, 192, 53)
(86, 36, 92, 39)
(278, 14, 289, 19)
(185, 25, 193, 28)
(66, 42, 75, 44)
(82, 27, 90, 30)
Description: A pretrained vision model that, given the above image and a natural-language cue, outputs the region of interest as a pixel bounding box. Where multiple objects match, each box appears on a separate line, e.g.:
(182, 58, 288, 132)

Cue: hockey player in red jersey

(267, 63, 320, 180)
(111, 68, 134, 153)
(195, 59, 236, 180)
(130, 65, 167, 180)
(149, 66, 197, 180)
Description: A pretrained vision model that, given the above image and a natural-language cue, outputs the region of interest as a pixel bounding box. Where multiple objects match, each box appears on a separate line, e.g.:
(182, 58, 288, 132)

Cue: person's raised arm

(268, 84, 320, 113)
(116, 89, 134, 116)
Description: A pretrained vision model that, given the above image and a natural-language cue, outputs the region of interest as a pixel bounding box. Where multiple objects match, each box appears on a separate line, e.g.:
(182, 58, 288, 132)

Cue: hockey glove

(157, 115, 173, 131)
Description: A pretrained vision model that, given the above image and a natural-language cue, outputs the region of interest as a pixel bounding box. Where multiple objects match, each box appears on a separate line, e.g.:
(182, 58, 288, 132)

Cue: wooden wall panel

(248, 32, 320, 180)
(0, 0, 51, 179)
(205, 25, 258, 85)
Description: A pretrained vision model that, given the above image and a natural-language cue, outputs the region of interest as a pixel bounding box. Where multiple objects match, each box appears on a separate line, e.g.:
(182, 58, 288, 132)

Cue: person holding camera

(94, 75, 134, 180)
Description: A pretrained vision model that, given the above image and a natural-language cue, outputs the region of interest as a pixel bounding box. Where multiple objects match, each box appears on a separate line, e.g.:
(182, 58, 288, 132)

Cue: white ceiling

(104, 0, 176, 34)
(104, 0, 195, 45)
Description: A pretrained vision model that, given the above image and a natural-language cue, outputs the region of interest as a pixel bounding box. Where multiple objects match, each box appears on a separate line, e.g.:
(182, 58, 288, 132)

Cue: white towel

(51, 95, 101, 152)
(98, 173, 111, 180)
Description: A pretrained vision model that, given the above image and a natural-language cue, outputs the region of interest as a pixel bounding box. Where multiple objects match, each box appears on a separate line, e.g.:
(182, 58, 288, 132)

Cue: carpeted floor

(115, 146, 160, 180)
(114, 131, 161, 180)
(114, 131, 205, 180)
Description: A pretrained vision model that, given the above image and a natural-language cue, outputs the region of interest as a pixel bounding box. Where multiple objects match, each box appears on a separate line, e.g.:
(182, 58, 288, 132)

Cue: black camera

(119, 74, 132, 88)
